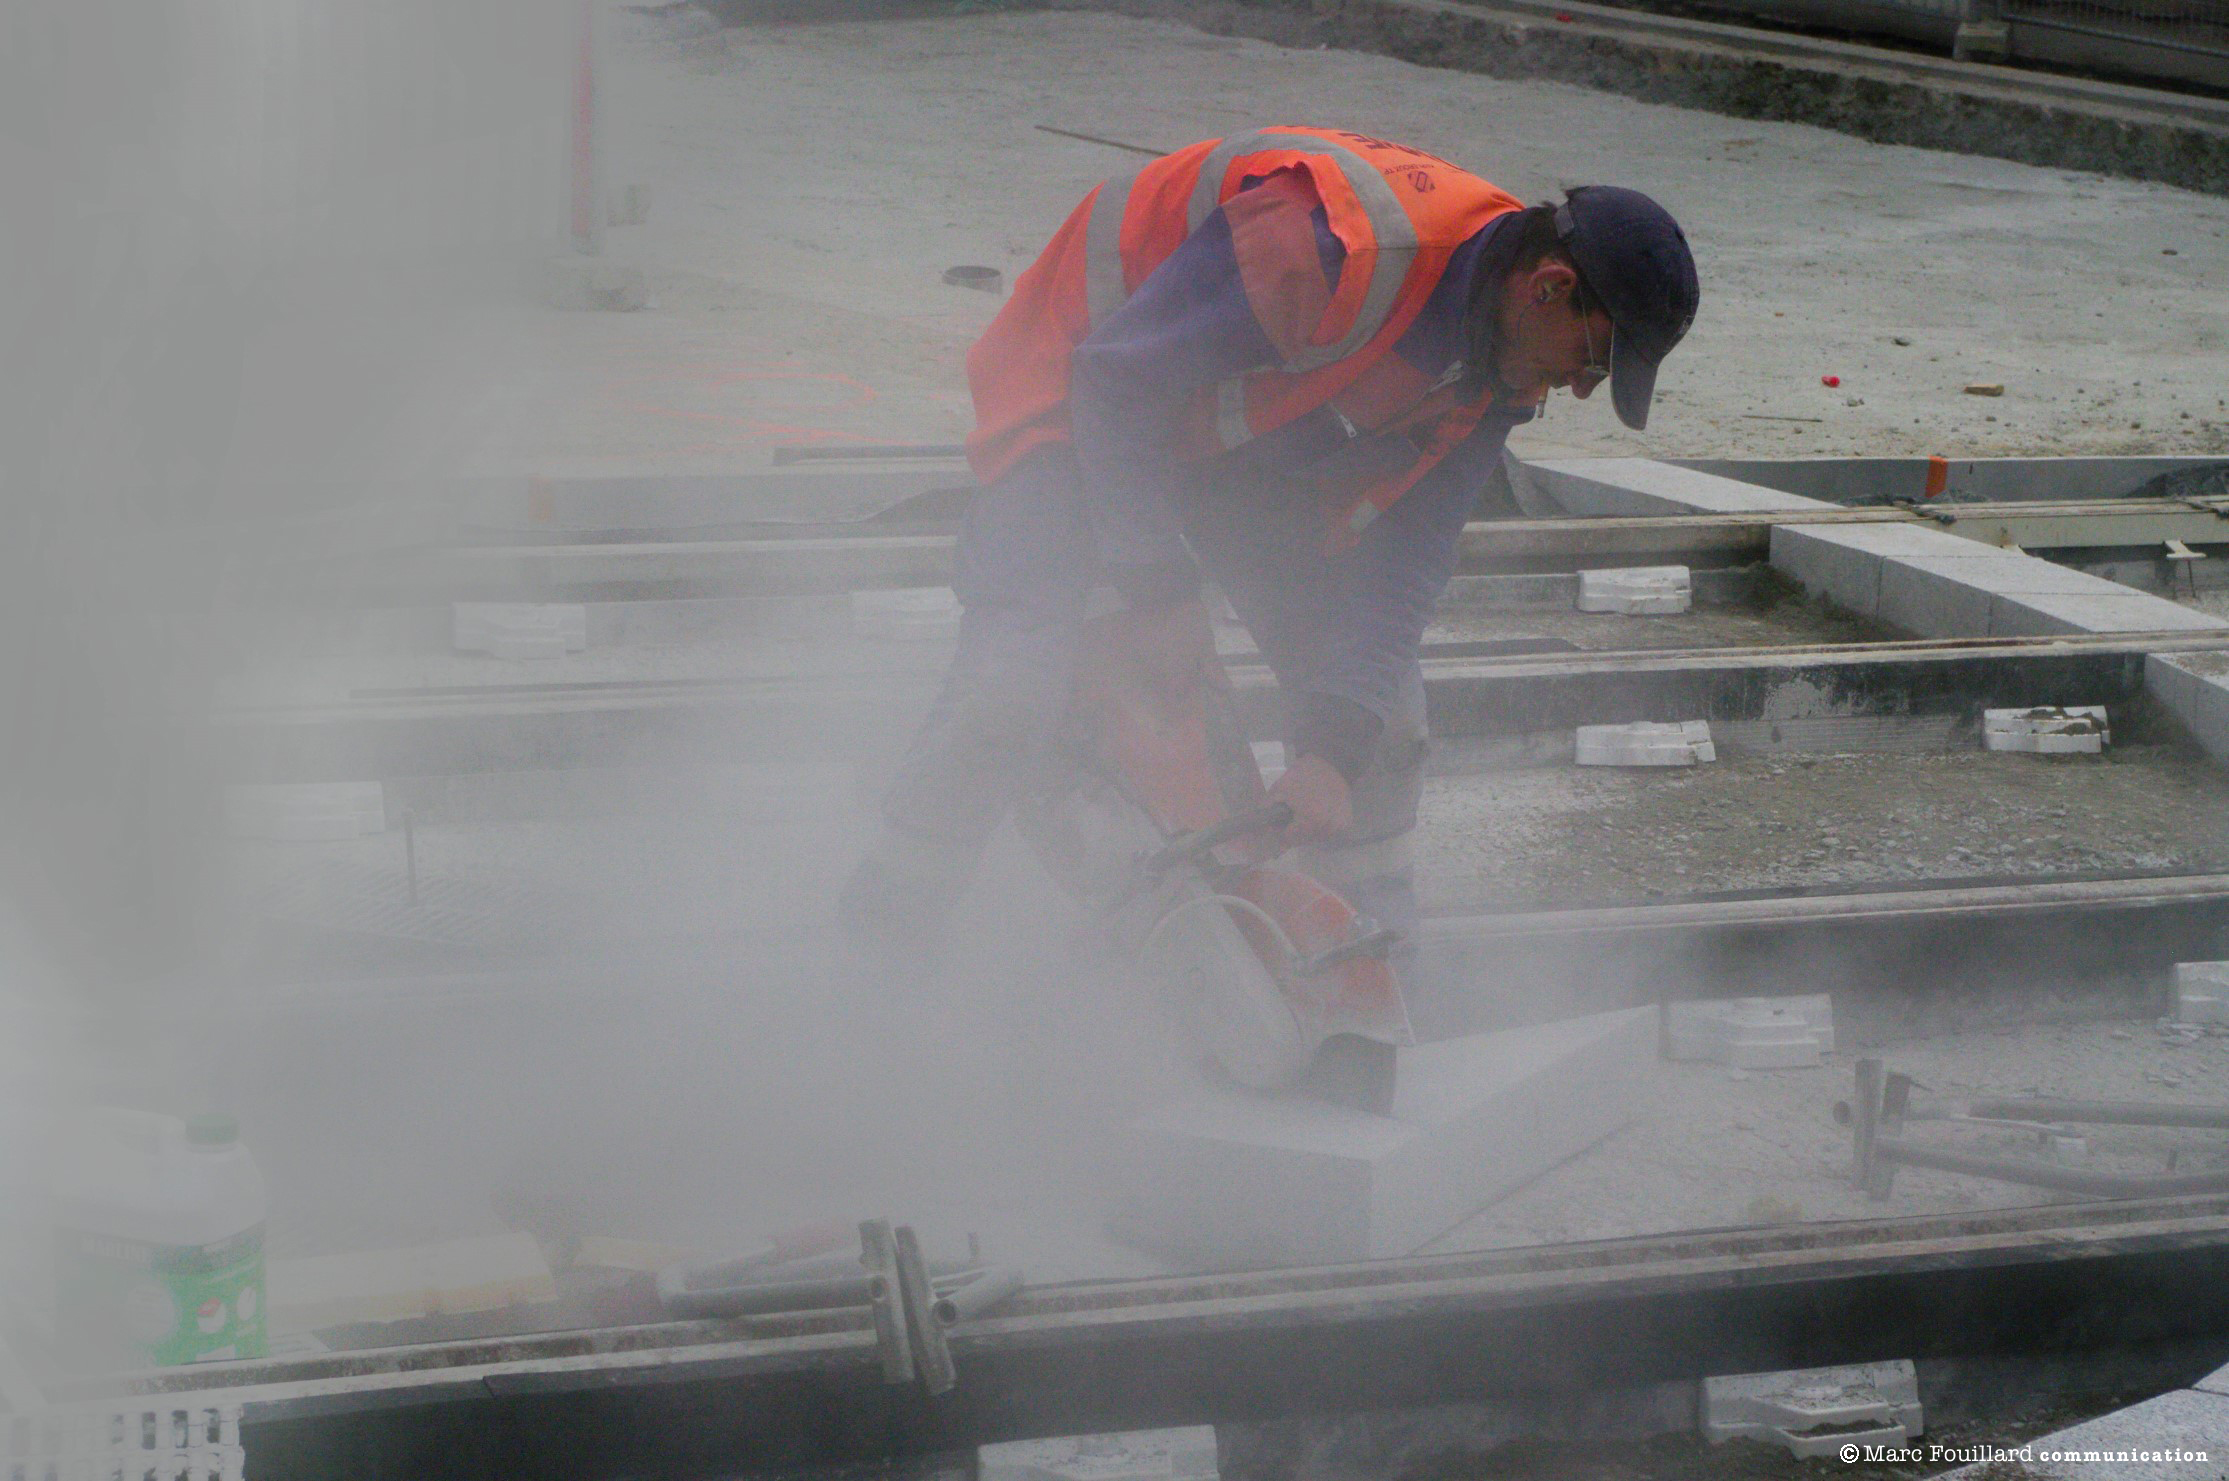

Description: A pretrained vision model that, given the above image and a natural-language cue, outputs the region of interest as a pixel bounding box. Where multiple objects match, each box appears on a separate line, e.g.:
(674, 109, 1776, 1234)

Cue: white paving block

(1704, 1360, 1921, 1460)
(1665, 995, 1834, 1069)
(851, 587, 963, 640)
(224, 782, 386, 841)
(2172, 961, 2229, 1024)
(1113, 1008, 1658, 1269)
(1577, 565, 1691, 615)
(1, 1400, 245, 1479)
(1982, 705, 2109, 753)
(1576, 720, 1715, 767)
(452, 602, 588, 660)
(979, 1427, 1219, 1481)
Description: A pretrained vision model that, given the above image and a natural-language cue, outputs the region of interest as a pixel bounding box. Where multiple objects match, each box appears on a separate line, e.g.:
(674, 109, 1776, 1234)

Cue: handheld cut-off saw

(1018, 614, 1415, 1113)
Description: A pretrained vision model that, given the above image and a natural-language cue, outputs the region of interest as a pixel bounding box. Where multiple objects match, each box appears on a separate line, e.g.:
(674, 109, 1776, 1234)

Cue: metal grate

(1999, 0, 2229, 56)
(4, 1401, 244, 1481)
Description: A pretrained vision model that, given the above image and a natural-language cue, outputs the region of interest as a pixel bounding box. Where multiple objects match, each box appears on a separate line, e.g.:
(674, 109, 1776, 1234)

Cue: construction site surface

(10, 4, 2229, 1479)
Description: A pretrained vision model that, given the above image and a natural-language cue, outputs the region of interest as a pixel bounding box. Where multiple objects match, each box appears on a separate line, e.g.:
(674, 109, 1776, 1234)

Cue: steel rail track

(72, 1199, 2229, 1480)
(205, 630, 2225, 781)
(262, 498, 2229, 603)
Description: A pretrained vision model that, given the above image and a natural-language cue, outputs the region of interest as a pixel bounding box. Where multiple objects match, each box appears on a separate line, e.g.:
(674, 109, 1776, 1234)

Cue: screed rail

(277, 501, 2229, 601)
(71, 1199, 2229, 1481)
(209, 630, 2229, 780)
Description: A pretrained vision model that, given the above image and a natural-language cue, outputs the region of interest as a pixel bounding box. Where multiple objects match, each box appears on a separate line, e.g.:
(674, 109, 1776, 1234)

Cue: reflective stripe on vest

(1081, 129, 1418, 372)
(1083, 172, 1135, 327)
(1184, 130, 1419, 373)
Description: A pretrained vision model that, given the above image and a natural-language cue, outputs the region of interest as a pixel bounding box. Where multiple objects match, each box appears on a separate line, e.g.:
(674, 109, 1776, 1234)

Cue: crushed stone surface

(487, 6, 2229, 475)
(1420, 742, 2229, 911)
(1438, 1016, 2229, 1253)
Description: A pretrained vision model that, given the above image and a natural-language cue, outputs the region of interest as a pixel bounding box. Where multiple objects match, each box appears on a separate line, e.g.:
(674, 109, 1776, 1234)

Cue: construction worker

(843, 126, 1699, 985)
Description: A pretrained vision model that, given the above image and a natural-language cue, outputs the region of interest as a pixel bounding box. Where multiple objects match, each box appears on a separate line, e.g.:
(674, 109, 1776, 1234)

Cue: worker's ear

(1526, 259, 1580, 306)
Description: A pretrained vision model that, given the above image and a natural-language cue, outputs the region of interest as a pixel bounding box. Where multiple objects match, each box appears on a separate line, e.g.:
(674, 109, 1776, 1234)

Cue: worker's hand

(1267, 753, 1353, 848)
(1114, 596, 1218, 705)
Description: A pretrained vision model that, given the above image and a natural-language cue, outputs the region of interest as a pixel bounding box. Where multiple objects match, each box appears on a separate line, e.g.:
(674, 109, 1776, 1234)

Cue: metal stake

(859, 1219, 914, 1386)
(894, 1225, 957, 1396)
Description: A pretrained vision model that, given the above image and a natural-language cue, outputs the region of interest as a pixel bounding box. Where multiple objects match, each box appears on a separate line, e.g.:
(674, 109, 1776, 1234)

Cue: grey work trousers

(874, 448, 1427, 937)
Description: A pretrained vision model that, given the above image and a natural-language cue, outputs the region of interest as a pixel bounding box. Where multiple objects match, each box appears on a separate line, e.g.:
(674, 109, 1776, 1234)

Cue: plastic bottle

(52, 1109, 268, 1369)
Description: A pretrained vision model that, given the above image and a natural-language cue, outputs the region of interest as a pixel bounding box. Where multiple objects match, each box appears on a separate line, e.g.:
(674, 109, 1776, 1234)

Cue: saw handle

(1146, 802, 1294, 875)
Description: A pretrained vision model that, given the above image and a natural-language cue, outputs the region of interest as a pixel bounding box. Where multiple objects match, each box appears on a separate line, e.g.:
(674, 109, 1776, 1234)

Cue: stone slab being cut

(1982, 705, 2110, 753)
(1934, 1388, 2229, 1478)
(1577, 565, 1691, 614)
(1576, 720, 1715, 767)
(1665, 995, 1834, 1069)
(1113, 1008, 1657, 1270)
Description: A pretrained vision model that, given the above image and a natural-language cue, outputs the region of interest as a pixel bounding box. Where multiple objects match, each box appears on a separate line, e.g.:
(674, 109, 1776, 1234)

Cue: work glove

(1267, 753, 1353, 848)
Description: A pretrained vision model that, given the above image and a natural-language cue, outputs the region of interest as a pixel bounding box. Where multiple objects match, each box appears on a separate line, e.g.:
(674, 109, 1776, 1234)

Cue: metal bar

(653, 1271, 876, 1320)
(270, 499, 2229, 600)
(211, 1203, 2229, 1479)
(1422, 870, 2229, 1035)
(72, 1196, 2229, 1400)
(1871, 1139, 2229, 1197)
(1854, 1057, 1885, 1197)
(1968, 1097, 2229, 1130)
(208, 631, 2192, 781)
(2002, 10, 2229, 60)
(933, 1268, 1025, 1328)
(1033, 123, 1165, 156)
(892, 1226, 955, 1397)
(860, 1219, 914, 1386)
(1436, 869, 2229, 941)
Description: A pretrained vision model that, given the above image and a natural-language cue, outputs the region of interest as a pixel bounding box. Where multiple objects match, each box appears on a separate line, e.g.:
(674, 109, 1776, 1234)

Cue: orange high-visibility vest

(966, 127, 1526, 547)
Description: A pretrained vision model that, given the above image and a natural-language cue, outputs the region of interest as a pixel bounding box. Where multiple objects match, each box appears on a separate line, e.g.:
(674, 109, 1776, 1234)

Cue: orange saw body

(1019, 610, 1414, 1098)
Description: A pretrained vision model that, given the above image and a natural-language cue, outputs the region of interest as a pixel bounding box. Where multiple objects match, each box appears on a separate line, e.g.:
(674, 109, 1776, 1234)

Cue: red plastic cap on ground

(1821, 374, 1841, 387)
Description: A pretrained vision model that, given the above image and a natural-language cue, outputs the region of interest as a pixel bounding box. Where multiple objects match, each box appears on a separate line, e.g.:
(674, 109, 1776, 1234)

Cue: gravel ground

(1435, 1015, 2229, 1252)
(1419, 741, 2229, 911)
(483, 5, 2229, 476)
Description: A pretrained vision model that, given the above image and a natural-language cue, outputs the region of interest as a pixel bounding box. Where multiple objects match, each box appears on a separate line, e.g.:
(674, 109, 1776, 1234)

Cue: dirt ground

(485, 4, 2229, 476)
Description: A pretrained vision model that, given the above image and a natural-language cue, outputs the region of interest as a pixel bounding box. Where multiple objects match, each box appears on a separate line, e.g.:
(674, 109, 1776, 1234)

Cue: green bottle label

(56, 1223, 267, 1368)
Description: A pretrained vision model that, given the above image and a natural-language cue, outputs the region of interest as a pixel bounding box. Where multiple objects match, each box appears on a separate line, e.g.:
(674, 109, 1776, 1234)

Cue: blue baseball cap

(1555, 186, 1699, 431)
